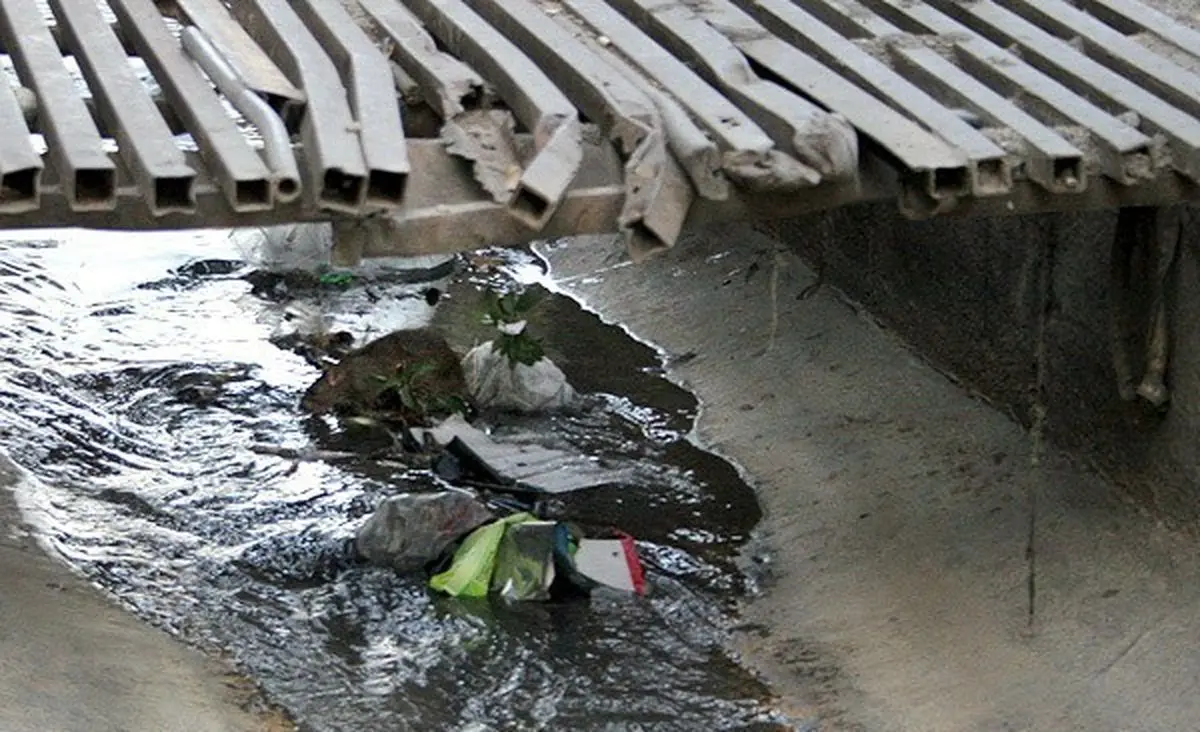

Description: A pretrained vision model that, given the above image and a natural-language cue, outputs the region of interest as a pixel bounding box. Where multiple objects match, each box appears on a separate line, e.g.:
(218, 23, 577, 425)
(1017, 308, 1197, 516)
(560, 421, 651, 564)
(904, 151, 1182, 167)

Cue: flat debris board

(1, 0, 1200, 254)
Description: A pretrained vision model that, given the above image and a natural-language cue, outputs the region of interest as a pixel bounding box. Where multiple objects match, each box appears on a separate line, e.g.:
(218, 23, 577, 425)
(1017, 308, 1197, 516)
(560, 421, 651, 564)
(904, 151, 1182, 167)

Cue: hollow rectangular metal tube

(467, 0, 691, 251)
(0, 0, 115, 210)
(289, 0, 408, 210)
(950, 0, 1200, 181)
(0, 80, 41, 213)
(858, 0, 1153, 185)
(108, 0, 273, 212)
(401, 0, 584, 230)
(175, 0, 305, 111)
(229, 0, 367, 213)
(740, 0, 1009, 196)
(355, 0, 483, 121)
(47, 0, 196, 215)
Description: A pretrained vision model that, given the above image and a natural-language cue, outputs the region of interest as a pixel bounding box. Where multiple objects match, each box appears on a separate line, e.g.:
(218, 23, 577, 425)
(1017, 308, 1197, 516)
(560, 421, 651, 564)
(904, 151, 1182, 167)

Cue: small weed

(478, 287, 547, 368)
(373, 360, 469, 422)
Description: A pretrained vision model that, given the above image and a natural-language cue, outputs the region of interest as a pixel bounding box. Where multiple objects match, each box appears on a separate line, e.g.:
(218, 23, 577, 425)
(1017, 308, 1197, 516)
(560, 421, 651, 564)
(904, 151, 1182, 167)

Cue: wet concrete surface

(543, 228, 1200, 731)
(0, 457, 267, 732)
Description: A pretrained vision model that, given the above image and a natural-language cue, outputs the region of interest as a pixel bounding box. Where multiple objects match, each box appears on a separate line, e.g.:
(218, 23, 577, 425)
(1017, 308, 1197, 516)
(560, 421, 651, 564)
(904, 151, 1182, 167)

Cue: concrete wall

(760, 203, 1200, 523)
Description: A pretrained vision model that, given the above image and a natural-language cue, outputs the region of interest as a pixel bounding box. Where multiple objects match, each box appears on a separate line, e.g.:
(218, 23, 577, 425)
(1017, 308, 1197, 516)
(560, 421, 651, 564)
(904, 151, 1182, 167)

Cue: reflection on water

(0, 230, 788, 730)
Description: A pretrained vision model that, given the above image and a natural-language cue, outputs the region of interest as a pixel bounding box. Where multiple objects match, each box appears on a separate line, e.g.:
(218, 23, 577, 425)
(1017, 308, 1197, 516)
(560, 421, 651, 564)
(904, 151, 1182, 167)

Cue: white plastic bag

(462, 341, 576, 412)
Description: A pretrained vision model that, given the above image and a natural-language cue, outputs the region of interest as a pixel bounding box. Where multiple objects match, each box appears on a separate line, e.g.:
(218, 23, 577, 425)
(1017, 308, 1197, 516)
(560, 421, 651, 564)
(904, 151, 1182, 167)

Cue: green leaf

(319, 271, 355, 287)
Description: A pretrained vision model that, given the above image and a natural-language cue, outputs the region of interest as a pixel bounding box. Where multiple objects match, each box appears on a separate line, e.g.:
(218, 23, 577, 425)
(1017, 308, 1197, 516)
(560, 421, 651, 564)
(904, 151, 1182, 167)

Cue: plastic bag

(490, 520, 560, 601)
(462, 341, 576, 413)
(429, 512, 536, 597)
(355, 492, 494, 573)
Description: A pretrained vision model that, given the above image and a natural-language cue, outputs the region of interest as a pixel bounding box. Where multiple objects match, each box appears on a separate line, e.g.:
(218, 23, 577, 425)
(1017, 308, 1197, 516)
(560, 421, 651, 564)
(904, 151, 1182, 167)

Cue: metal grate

(0, 0, 1199, 256)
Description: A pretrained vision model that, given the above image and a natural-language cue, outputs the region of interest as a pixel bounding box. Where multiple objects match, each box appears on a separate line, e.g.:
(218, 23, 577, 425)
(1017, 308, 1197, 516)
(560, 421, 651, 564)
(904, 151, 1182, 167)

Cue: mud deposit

(0, 230, 789, 731)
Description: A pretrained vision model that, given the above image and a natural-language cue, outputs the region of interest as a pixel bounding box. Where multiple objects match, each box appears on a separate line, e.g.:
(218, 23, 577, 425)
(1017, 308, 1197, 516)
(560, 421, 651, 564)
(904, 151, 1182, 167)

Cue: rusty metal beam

(229, 0, 367, 213)
(0, 0, 115, 211)
(108, 0, 273, 212)
(47, 0, 196, 215)
(401, 0, 584, 231)
(290, 0, 408, 210)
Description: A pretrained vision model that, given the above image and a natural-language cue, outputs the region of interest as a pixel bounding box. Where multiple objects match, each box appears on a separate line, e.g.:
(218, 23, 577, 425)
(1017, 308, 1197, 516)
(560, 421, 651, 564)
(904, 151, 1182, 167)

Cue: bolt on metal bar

(108, 0, 273, 212)
(47, 0, 196, 215)
(228, 0, 367, 213)
(0, 0, 115, 210)
(179, 26, 301, 204)
(290, 0, 408, 210)
(402, 0, 584, 231)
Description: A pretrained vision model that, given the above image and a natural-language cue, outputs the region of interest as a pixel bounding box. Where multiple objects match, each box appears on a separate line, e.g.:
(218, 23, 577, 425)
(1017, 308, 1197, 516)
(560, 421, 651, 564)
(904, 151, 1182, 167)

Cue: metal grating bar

(402, 0, 584, 231)
(858, 0, 1154, 184)
(0, 80, 41, 213)
(564, 0, 829, 194)
(742, 0, 1011, 196)
(290, 0, 408, 210)
(604, 0, 856, 182)
(0, 0, 114, 210)
(229, 0, 367, 213)
(469, 0, 694, 252)
(180, 26, 301, 204)
(48, 0, 196, 214)
(692, 1, 970, 201)
(561, 0, 774, 157)
(800, 0, 1084, 192)
(108, 0, 273, 212)
(998, 0, 1200, 120)
(889, 46, 1084, 192)
(936, 0, 1200, 181)
(355, 0, 482, 121)
(175, 0, 304, 112)
(1075, 0, 1200, 59)
(584, 35, 729, 201)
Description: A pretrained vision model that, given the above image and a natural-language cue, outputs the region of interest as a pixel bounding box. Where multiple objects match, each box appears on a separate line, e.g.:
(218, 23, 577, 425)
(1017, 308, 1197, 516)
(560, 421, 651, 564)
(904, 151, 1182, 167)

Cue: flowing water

(0, 228, 794, 731)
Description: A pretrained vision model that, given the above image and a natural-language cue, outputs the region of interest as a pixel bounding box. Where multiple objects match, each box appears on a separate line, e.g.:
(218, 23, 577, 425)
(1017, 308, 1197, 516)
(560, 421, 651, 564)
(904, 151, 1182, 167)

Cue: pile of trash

(354, 416, 647, 602)
(356, 490, 645, 602)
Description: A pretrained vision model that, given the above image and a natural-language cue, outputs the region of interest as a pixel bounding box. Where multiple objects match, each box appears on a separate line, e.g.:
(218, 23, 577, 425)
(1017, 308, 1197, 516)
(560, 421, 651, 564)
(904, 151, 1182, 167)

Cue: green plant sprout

(479, 287, 547, 367)
(373, 360, 469, 423)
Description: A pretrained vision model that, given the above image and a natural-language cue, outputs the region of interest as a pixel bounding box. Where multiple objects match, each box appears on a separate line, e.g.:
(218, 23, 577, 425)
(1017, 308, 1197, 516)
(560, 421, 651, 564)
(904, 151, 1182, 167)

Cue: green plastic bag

(429, 512, 535, 597)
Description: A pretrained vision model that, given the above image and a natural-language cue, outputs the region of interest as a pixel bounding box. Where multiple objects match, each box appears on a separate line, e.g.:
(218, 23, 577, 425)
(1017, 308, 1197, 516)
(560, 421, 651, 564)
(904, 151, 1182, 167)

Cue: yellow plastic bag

(429, 512, 535, 597)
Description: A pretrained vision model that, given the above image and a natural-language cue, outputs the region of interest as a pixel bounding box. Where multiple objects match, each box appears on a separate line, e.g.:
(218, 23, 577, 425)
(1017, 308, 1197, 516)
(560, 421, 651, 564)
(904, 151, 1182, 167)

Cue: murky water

(0, 229, 789, 731)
